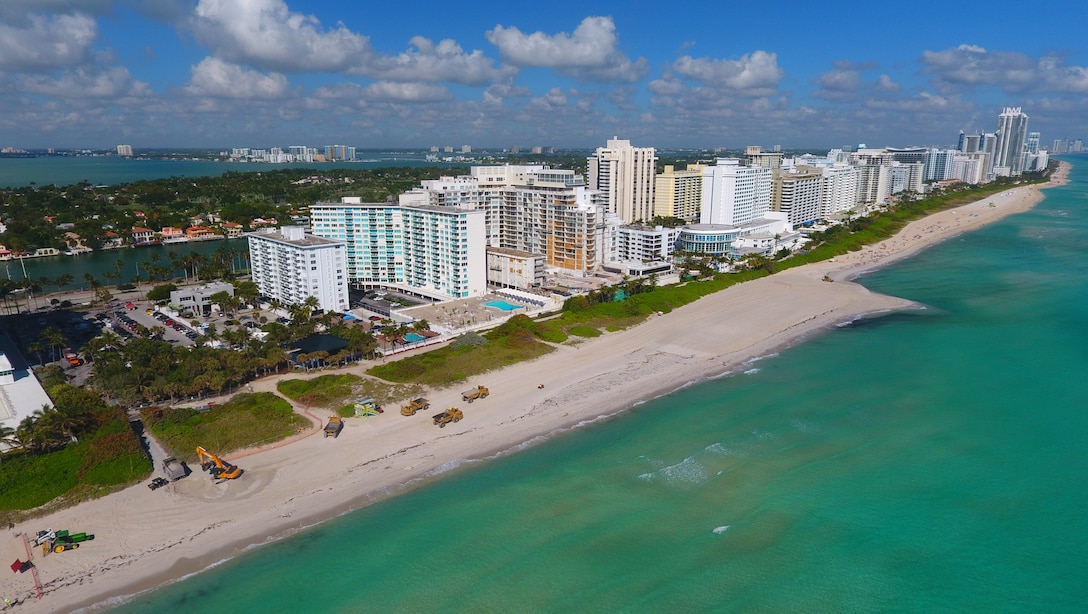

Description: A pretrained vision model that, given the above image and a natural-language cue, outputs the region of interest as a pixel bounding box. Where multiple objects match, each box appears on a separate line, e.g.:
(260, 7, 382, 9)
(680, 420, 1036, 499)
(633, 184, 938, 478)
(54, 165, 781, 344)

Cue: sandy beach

(0, 164, 1068, 612)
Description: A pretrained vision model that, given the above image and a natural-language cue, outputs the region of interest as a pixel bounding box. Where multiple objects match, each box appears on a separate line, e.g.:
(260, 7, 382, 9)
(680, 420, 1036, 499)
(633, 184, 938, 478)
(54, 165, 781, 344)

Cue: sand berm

(0, 163, 1069, 612)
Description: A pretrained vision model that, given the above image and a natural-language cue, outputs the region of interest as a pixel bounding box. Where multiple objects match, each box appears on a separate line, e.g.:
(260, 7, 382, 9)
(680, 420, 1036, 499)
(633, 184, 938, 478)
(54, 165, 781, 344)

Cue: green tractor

(46, 529, 95, 554)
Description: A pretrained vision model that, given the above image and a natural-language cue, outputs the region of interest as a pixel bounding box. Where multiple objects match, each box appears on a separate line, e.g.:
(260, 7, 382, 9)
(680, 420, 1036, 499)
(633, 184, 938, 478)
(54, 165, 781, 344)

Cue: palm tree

(40, 327, 66, 363)
(0, 424, 18, 461)
(16, 415, 44, 453)
(26, 341, 45, 366)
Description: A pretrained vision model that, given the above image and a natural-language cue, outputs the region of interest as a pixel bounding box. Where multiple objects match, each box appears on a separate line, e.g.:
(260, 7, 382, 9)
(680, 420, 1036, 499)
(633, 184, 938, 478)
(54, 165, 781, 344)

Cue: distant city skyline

(1, 1, 1085, 150)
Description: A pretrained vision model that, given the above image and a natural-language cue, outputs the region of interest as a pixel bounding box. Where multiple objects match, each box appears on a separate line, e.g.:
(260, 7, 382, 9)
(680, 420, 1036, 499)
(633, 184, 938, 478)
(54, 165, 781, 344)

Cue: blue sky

(1, 0, 1085, 150)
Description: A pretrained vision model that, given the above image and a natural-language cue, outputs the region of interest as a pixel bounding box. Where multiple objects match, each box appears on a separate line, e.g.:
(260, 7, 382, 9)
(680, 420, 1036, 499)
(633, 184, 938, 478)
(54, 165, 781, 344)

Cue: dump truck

(162, 456, 187, 481)
(400, 397, 430, 416)
(432, 408, 463, 428)
(461, 385, 489, 403)
(196, 446, 243, 480)
(42, 529, 95, 554)
(324, 415, 343, 438)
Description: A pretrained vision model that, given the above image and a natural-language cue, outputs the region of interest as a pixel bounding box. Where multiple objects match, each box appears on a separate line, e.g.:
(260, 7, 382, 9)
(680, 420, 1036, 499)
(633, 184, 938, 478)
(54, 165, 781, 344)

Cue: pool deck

(396, 292, 555, 335)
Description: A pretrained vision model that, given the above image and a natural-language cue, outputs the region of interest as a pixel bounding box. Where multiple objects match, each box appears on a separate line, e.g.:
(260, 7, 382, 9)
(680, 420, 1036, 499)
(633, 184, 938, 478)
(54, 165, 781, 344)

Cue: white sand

(0, 164, 1068, 612)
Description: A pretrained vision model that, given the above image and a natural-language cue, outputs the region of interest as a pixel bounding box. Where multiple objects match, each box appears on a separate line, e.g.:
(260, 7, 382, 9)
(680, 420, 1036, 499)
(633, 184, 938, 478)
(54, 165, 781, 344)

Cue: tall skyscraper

(587, 137, 657, 224)
(993, 107, 1029, 177)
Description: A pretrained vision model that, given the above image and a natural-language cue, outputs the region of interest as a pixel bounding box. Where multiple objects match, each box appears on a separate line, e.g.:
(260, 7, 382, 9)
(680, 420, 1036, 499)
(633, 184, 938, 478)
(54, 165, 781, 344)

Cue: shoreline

(1, 164, 1069, 612)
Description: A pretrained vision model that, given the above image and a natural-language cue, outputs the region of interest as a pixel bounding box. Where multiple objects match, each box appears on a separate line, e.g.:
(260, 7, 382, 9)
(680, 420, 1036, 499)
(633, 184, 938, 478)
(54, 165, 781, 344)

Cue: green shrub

(277, 374, 361, 407)
(451, 332, 488, 349)
(568, 325, 602, 338)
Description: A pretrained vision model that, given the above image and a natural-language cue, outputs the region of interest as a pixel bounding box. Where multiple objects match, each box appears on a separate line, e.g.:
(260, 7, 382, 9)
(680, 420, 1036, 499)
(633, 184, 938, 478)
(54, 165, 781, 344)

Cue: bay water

(109, 159, 1087, 612)
(0, 154, 445, 189)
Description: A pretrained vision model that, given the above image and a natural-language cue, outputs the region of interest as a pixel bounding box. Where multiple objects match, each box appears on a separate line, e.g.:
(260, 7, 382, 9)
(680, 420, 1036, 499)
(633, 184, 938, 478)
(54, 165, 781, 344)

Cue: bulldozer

(400, 397, 430, 416)
(432, 408, 463, 428)
(461, 385, 489, 403)
(196, 446, 243, 480)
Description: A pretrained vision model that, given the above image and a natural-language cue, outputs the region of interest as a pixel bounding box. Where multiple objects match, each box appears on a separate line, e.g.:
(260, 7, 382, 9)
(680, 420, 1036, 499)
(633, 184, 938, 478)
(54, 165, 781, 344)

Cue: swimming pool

(404, 333, 425, 343)
(484, 300, 520, 311)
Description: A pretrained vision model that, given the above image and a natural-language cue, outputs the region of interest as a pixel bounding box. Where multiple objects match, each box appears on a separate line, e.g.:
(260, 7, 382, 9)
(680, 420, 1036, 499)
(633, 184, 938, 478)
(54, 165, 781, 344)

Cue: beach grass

(278, 373, 426, 412)
(143, 392, 310, 460)
(0, 418, 151, 520)
(367, 317, 556, 386)
(277, 374, 362, 407)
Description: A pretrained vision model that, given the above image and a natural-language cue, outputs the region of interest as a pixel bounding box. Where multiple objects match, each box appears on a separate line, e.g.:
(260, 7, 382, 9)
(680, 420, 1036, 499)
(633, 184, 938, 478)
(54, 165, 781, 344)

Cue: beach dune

(0, 164, 1067, 612)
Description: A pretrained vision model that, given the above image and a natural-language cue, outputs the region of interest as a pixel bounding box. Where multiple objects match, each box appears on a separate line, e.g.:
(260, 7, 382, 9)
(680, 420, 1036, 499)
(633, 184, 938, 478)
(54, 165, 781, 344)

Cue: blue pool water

(484, 300, 520, 311)
(404, 333, 425, 342)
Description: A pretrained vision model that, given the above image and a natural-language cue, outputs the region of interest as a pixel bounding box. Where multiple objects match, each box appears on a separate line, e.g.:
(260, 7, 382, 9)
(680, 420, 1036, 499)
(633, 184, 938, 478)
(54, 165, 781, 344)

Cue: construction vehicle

(37, 529, 95, 554)
(63, 348, 82, 367)
(162, 456, 187, 481)
(461, 385, 489, 403)
(195, 446, 243, 480)
(400, 397, 430, 416)
(324, 415, 343, 438)
(432, 408, 463, 428)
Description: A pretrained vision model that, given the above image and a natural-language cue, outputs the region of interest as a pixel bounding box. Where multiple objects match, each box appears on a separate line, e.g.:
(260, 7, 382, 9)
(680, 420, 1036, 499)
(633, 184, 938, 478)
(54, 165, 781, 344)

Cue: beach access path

(0, 163, 1069, 613)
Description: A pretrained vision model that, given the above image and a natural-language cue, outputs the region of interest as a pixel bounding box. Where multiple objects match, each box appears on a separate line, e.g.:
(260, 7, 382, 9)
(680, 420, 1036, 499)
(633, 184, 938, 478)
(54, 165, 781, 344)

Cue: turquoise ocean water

(110, 159, 1087, 613)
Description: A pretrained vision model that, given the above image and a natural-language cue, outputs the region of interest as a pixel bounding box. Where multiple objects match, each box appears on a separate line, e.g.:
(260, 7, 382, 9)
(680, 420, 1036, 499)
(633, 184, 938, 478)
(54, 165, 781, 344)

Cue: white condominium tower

(310, 197, 486, 299)
(700, 158, 772, 226)
(993, 107, 1029, 177)
(247, 226, 349, 313)
(588, 137, 657, 224)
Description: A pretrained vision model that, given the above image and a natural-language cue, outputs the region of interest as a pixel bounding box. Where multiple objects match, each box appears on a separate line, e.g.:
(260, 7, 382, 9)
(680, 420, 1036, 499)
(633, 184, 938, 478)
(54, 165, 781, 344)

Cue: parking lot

(101, 301, 199, 346)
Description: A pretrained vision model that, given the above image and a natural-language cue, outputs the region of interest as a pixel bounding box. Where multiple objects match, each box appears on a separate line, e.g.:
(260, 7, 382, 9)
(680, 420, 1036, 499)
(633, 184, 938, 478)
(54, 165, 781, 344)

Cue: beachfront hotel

(247, 226, 350, 313)
(993, 107, 1030, 177)
(309, 197, 487, 300)
(654, 164, 705, 222)
(405, 165, 619, 276)
(701, 158, 772, 226)
(588, 137, 657, 224)
(675, 158, 799, 259)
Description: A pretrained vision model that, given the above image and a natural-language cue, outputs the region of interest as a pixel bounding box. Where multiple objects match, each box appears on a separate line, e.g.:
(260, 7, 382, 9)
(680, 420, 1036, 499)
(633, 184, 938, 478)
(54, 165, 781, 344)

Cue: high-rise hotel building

(654, 164, 705, 222)
(993, 107, 1029, 177)
(588, 137, 657, 224)
(247, 226, 349, 312)
(309, 197, 486, 299)
(700, 158, 772, 226)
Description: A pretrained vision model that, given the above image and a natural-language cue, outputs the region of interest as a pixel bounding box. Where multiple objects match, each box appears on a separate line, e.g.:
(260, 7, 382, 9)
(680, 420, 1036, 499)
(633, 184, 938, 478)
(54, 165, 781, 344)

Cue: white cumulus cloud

(20, 65, 151, 99)
(359, 36, 515, 86)
(190, 0, 375, 73)
(671, 50, 783, 96)
(184, 57, 290, 99)
(486, 16, 648, 82)
(362, 81, 453, 103)
(0, 13, 98, 70)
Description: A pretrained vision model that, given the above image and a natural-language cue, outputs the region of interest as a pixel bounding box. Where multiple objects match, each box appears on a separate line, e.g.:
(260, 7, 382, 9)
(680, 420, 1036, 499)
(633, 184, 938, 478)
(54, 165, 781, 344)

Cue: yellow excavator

(195, 446, 243, 480)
